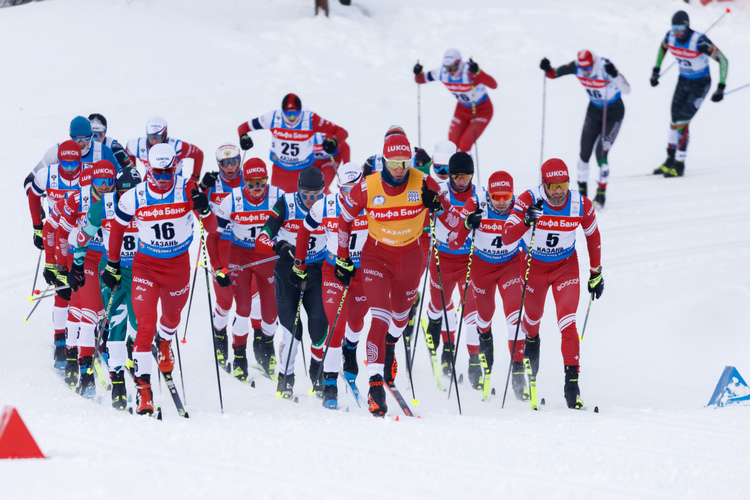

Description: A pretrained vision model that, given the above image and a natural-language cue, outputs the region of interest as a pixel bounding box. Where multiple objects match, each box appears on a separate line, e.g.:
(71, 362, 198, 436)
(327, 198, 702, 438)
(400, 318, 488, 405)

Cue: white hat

(443, 48, 462, 67)
(432, 140, 457, 165)
(338, 161, 363, 186)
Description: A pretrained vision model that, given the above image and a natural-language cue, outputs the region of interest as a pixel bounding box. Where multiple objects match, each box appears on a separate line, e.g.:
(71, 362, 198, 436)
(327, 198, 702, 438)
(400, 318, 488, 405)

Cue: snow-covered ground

(1, 0, 749, 498)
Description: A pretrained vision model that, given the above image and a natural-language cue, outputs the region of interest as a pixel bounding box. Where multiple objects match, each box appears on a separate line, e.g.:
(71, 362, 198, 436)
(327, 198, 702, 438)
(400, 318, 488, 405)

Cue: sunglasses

(433, 165, 449, 176)
(385, 158, 411, 170)
(59, 160, 80, 171)
(147, 133, 166, 143)
(92, 177, 114, 188)
(579, 65, 593, 72)
(444, 63, 459, 73)
(299, 189, 324, 201)
(71, 135, 91, 144)
(546, 181, 569, 192)
(283, 109, 299, 121)
(245, 178, 268, 189)
(219, 157, 241, 168)
(489, 192, 513, 202)
(340, 184, 354, 194)
(93, 131, 105, 140)
(672, 24, 687, 31)
(151, 166, 176, 180)
(451, 173, 473, 182)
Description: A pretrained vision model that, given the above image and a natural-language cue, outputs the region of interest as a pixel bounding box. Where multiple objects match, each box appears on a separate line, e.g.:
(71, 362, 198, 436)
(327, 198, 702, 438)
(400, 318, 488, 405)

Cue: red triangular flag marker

(0, 406, 46, 459)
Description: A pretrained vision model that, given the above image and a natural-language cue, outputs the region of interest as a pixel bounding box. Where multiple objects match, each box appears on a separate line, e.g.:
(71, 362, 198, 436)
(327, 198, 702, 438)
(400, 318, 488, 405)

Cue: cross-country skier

(212, 157, 283, 382)
(540, 50, 631, 207)
(255, 166, 329, 399)
(650, 10, 728, 178)
(88, 113, 135, 172)
(101, 143, 216, 416)
(502, 158, 604, 409)
(237, 93, 350, 194)
(335, 132, 462, 417)
(413, 49, 497, 153)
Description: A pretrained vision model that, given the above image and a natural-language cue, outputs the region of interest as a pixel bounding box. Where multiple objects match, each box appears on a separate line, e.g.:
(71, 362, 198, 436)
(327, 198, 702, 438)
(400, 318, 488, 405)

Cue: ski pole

(278, 280, 307, 398)
(540, 75, 547, 168)
(199, 221, 224, 413)
(579, 293, 594, 340)
(28, 284, 70, 300)
(448, 231, 476, 400)
(429, 215, 462, 415)
(659, 8, 731, 78)
(209, 255, 279, 277)
(409, 231, 433, 368)
(470, 82, 481, 187)
(601, 75, 609, 151)
(311, 285, 349, 391)
(417, 62, 422, 148)
(725, 82, 750, 96)
(180, 240, 203, 343)
(29, 249, 42, 298)
(501, 222, 538, 409)
(23, 285, 51, 322)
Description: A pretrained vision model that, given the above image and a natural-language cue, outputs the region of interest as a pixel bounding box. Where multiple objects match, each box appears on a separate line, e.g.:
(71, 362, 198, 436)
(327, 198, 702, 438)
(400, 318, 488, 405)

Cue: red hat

(577, 50, 594, 69)
(488, 171, 513, 194)
(281, 93, 301, 112)
(384, 125, 406, 139)
(58, 140, 82, 162)
(243, 158, 268, 179)
(541, 158, 569, 183)
(383, 133, 412, 159)
(92, 159, 116, 180)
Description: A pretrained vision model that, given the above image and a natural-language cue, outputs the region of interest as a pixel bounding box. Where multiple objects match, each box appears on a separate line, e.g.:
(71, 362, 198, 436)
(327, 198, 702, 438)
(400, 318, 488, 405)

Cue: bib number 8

(124, 235, 137, 251)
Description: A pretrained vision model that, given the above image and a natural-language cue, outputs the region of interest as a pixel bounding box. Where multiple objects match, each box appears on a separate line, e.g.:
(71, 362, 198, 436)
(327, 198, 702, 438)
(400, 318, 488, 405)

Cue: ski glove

(650, 67, 660, 87)
(711, 83, 725, 103)
(322, 138, 338, 155)
(191, 189, 211, 217)
(215, 268, 232, 288)
(421, 180, 443, 214)
(524, 200, 544, 226)
(464, 208, 482, 231)
(101, 261, 121, 290)
(33, 224, 44, 250)
(539, 57, 552, 73)
(413, 62, 423, 75)
(43, 263, 58, 286)
(334, 257, 356, 286)
(604, 61, 618, 77)
(588, 271, 604, 299)
(273, 241, 296, 260)
(290, 262, 307, 288)
(56, 270, 71, 301)
(201, 171, 218, 190)
(468, 58, 479, 74)
(68, 263, 85, 292)
(239, 134, 253, 151)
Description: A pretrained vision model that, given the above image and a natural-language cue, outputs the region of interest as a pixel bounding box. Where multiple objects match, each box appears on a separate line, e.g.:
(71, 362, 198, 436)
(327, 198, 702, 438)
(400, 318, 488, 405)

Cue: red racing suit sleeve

(178, 141, 204, 182)
(337, 181, 367, 259)
(28, 190, 43, 226)
(581, 196, 602, 270)
(312, 113, 348, 143)
(107, 220, 126, 263)
(502, 190, 534, 246)
(448, 196, 478, 251)
(471, 69, 498, 89)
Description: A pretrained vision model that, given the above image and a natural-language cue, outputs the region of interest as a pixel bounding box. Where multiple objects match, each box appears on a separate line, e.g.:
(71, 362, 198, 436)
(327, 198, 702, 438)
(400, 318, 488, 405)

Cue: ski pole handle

(212, 255, 280, 276)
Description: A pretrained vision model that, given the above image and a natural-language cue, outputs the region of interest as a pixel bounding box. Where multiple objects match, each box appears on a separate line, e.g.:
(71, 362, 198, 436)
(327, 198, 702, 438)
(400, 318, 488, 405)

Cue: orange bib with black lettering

(366, 170, 426, 247)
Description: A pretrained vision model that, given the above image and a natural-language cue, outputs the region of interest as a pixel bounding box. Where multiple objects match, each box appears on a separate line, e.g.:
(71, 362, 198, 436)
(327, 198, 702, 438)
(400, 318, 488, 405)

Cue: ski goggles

(59, 160, 80, 171)
(444, 63, 459, 73)
(578, 64, 593, 72)
(283, 109, 299, 121)
(340, 184, 355, 194)
(219, 156, 241, 168)
(672, 24, 687, 32)
(147, 133, 166, 143)
(71, 135, 92, 145)
(433, 165, 449, 176)
(299, 189, 324, 201)
(545, 181, 569, 192)
(92, 177, 114, 188)
(245, 178, 268, 189)
(93, 131, 105, 141)
(151, 166, 176, 180)
(489, 192, 513, 202)
(450, 173, 473, 182)
(385, 158, 411, 170)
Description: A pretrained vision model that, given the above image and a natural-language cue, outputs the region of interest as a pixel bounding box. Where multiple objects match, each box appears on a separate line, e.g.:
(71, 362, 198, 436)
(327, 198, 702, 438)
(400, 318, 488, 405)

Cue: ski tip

(275, 391, 282, 399)
(345, 407, 350, 412)
(128, 407, 133, 414)
(184, 412, 190, 419)
(458, 374, 464, 384)
(293, 396, 299, 403)
(395, 416, 400, 422)
(541, 398, 546, 405)
(308, 388, 314, 395)
(180, 339, 187, 344)
(411, 399, 420, 406)
(594, 406, 599, 413)
(491, 388, 496, 395)
(250, 380, 256, 388)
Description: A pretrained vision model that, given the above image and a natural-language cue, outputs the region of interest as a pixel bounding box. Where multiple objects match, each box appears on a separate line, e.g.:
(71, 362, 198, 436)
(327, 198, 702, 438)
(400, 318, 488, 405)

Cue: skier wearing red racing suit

(336, 133, 462, 417)
(502, 158, 604, 410)
(102, 143, 217, 416)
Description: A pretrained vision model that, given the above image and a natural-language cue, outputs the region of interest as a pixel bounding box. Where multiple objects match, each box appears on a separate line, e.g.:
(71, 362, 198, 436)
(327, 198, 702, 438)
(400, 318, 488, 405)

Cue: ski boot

(425, 317, 442, 355)
(110, 371, 127, 411)
(321, 372, 338, 410)
(126, 336, 135, 377)
(259, 334, 276, 376)
(78, 356, 96, 399)
(441, 342, 455, 377)
(64, 347, 79, 390)
(54, 332, 67, 372)
(309, 358, 323, 398)
(214, 327, 229, 372)
(342, 338, 359, 382)
(478, 330, 494, 372)
(232, 344, 249, 382)
(594, 187, 606, 209)
(524, 335, 541, 378)
(155, 334, 174, 373)
(511, 361, 530, 401)
(277, 373, 295, 399)
(564, 365, 584, 409)
(368, 374, 387, 417)
(663, 160, 685, 178)
(134, 374, 154, 416)
(653, 146, 676, 176)
(468, 354, 483, 390)
(577, 182, 587, 198)
(384, 334, 399, 384)
(252, 328, 263, 364)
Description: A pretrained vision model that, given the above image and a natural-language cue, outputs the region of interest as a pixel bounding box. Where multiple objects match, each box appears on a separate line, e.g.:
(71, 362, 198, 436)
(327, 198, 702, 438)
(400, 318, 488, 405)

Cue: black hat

(116, 167, 142, 192)
(448, 151, 474, 175)
(297, 166, 325, 192)
(672, 10, 689, 28)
